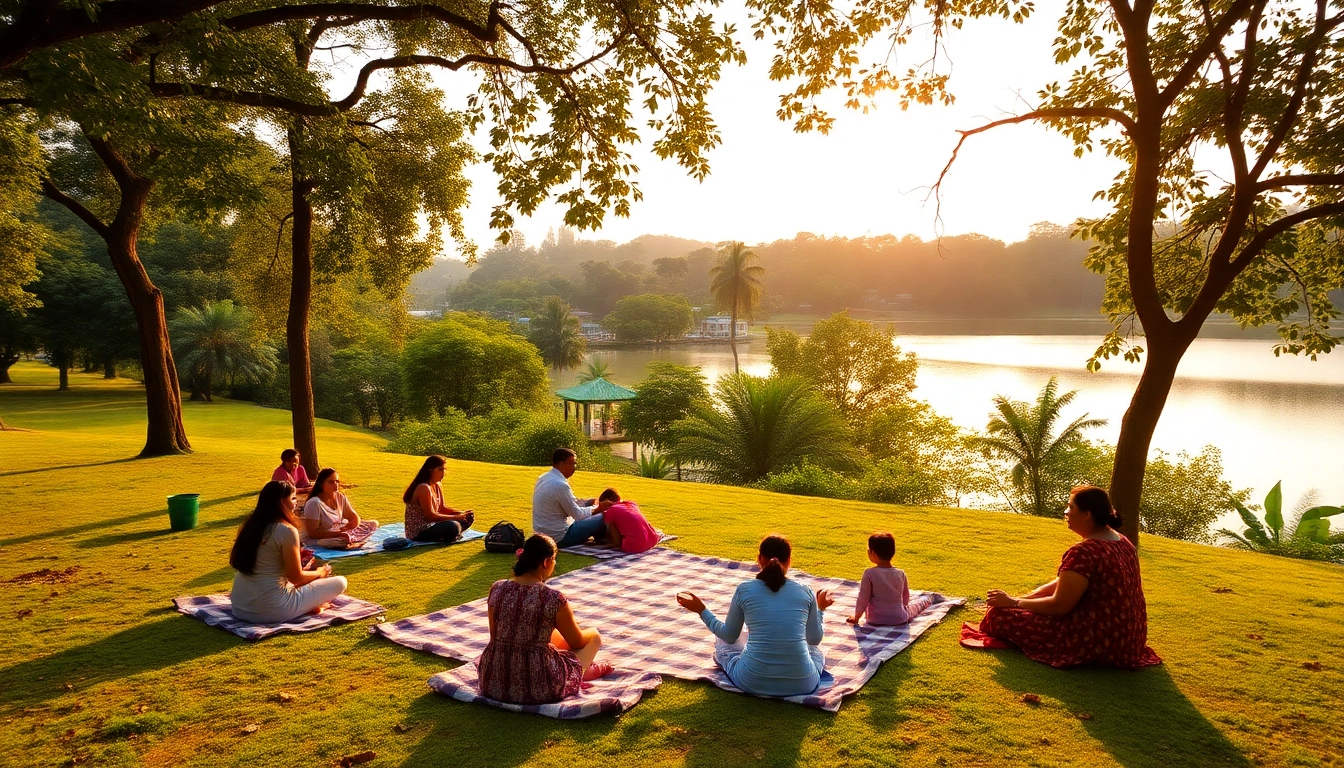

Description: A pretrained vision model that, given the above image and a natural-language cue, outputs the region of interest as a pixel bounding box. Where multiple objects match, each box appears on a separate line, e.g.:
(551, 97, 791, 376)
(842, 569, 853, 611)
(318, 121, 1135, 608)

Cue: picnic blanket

(427, 663, 663, 719)
(371, 549, 962, 711)
(173, 594, 384, 640)
(309, 523, 485, 560)
(559, 533, 679, 560)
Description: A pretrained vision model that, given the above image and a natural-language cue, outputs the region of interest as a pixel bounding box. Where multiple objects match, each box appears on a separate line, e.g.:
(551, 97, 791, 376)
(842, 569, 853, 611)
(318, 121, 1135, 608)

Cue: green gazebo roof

(554, 377, 638, 402)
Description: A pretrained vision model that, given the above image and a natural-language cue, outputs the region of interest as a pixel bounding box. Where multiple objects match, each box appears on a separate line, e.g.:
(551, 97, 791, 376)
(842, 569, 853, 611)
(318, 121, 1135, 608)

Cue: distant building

(581, 322, 612, 341)
(408, 309, 442, 319)
(700, 315, 749, 338)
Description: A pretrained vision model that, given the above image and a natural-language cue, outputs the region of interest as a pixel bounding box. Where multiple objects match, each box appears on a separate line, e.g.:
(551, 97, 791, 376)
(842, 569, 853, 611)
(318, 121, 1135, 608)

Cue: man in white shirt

(532, 448, 612, 546)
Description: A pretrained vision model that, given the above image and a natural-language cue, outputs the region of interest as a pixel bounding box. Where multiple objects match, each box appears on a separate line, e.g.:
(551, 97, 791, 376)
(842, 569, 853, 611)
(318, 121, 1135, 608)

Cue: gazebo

(555, 377, 638, 442)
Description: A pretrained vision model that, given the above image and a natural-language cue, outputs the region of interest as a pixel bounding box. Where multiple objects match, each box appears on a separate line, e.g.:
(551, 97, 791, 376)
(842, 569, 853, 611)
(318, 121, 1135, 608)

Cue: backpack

(382, 536, 412, 551)
(484, 521, 527, 554)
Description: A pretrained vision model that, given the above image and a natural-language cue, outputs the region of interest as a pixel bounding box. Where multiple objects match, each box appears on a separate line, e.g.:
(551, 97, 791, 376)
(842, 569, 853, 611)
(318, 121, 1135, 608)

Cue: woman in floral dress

(972, 486, 1162, 669)
(478, 534, 613, 703)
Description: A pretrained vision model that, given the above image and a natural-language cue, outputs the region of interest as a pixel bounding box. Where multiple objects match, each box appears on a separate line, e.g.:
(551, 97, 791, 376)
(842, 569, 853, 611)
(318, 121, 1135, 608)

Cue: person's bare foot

(308, 602, 332, 616)
(582, 661, 613, 681)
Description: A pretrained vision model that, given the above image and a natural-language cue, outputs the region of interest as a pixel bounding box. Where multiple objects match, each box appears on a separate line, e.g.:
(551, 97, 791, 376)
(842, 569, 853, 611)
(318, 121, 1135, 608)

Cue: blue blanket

(309, 522, 484, 560)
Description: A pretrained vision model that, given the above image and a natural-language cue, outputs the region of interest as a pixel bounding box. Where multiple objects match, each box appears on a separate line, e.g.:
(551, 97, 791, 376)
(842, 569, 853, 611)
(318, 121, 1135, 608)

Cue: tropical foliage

(669, 373, 852, 485)
(1220, 482, 1344, 562)
(168, 301, 276, 403)
(603, 293, 694, 343)
(575, 358, 612, 384)
(528, 297, 586, 371)
(386, 406, 627, 473)
(975, 378, 1107, 517)
(619, 363, 710, 452)
(402, 314, 548, 417)
(708, 242, 764, 372)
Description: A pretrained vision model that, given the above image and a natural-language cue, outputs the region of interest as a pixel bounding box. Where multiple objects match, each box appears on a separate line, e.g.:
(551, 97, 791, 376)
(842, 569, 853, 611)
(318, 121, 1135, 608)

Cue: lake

(573, 335, 1344, 533)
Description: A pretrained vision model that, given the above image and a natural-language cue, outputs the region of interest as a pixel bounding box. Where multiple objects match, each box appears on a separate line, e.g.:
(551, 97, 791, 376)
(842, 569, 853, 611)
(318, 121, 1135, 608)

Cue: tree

(858, 400, 994, 508)
(332, 343, 404, 429)
(620, 363, 709, 451)
(0, 309, 37, 385)
(975, 378, 1108, 517)
(29, 251, 106, 390)
(169, 300, 277, 403)
(709, 242, 764, 373)
(528, 297, 586, 371)
(604, 293, 694, 343)
(766, 312, 918, 425)
(0, 111, 45, 314)
(576, 358, 612, 384)
(750, 0, 1344, 545)
(403, 314, 549, 417)
(669, 373, 852, 485)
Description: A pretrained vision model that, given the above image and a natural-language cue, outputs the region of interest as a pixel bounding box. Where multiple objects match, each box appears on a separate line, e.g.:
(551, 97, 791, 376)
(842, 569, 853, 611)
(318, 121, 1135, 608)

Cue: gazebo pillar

(583, 402, 591, 436)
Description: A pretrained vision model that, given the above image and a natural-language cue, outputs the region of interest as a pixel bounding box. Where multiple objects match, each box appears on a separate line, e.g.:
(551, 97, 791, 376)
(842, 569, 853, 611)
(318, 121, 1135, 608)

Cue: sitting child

(271, 448, 313, 494)
(847, 532, 939, 626)
(598, 488, 660, 554)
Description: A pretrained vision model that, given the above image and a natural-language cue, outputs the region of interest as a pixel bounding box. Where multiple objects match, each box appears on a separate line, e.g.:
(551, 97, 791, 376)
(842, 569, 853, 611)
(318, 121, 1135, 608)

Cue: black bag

(382, 536, 412, 551)
(484, 521, 527, 553)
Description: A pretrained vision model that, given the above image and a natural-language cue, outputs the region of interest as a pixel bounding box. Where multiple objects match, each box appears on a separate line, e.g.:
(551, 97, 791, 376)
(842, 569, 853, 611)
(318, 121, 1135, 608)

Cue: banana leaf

(1233, 498, 1270, 547)
(1264, 481, 1284, 540)
(1294, 506, 1342, 544)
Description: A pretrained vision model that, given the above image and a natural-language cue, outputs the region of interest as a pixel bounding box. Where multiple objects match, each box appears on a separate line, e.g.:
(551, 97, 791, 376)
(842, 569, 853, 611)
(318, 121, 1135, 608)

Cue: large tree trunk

(58, 364, 69, 390)
(287, 128, 319, 476)
(103, 357, 116, 379)
(1109, 341, 1188, 544)
(0, 350, 16, 383)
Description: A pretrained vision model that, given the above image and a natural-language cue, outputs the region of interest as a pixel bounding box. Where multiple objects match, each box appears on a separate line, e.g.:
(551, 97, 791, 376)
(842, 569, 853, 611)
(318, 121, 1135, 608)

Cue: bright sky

(430, 1, 1128, 256)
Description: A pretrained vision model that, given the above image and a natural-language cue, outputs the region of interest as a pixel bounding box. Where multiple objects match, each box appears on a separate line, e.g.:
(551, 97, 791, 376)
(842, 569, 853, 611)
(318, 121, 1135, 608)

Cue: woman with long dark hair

(677, 534, 835, 696)
(402, 455, 474, 542)
(477, 534, 612, 704)
(302, 468, 377, 549)
(229, 480, 348, 623)
(970, 486, 1161, 668)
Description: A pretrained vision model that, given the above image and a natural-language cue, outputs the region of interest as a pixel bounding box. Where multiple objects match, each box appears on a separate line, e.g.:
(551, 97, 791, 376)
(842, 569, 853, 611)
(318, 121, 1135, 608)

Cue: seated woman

(229, 480, 348, 624)
(597, 488, 660, 554)
(271, 448, 312, 494)
(677, 535, 834, 697)
(302, 468, 378, 549)
(973, 485, 1162, 669)
(402, 455, 475, 542)
(478, 534, 612, 703)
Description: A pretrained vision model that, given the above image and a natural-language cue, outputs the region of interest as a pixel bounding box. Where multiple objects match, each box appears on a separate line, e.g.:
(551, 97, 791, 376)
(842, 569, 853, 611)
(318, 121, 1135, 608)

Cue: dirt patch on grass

(5, 566, 81, 585)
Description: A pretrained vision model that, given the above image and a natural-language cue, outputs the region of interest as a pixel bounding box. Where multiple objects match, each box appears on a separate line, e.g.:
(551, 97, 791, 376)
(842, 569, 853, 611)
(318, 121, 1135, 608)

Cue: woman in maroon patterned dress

(975, 486, 1162, 669)
(478, 534, 613, 703)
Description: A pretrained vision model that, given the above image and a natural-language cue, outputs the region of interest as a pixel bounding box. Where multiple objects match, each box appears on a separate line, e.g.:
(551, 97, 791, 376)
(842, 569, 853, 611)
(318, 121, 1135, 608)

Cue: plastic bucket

(167, 494, 201, 531)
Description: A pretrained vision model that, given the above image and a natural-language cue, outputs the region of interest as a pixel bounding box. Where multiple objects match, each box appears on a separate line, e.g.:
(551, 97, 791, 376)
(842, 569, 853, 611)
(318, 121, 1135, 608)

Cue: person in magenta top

(847, 532, 941, 626)
(271, 448, 312, 492)
(597, 488, 660, 553)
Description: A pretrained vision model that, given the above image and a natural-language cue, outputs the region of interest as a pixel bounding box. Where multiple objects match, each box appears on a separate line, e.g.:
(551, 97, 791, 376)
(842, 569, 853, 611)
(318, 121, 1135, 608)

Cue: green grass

(1, 360, 1340, 767)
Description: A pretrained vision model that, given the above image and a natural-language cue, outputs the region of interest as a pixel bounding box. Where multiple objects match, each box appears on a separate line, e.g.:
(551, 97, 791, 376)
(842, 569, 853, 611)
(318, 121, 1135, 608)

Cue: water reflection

(568, 337, 1344, 531)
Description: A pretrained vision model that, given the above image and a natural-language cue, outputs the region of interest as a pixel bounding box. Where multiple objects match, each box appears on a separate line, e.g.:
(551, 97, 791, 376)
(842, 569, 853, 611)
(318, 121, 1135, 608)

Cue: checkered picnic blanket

(371, 549, 962, 711)
(559, 533, 679, 560)
(427, 663, 663, 719)
(309, 523, 485, 560)
(173, 594, 384, 640)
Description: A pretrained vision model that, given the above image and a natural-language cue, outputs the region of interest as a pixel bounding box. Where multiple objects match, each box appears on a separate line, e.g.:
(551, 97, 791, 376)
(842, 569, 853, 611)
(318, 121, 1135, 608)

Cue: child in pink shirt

(597, 488, 660, 554)
(271, 448, 312, 491)
(847, 532, 940, 626)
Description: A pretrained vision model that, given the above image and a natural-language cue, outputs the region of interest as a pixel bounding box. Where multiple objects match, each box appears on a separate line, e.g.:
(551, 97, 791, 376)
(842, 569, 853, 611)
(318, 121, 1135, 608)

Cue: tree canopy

(402, 313, 548, 417)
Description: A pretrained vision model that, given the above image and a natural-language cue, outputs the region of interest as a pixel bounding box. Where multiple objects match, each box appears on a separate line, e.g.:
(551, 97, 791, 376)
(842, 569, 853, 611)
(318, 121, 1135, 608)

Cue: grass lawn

(1, 361, 1340, 768)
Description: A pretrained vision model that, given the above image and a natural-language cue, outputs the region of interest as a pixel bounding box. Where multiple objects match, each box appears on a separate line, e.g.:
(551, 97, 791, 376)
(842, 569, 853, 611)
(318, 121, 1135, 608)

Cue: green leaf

(1264, 481, 1283, 538)
(1295, 519, 1330, 544)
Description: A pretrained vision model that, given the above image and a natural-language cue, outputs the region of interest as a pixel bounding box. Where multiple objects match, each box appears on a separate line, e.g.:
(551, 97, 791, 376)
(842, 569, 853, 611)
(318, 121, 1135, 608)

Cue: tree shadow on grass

(990, 652, 1251, 768)
(0, 616, 237, 709)
(11, 492, 256, 548)
(0, 455, 141, 478)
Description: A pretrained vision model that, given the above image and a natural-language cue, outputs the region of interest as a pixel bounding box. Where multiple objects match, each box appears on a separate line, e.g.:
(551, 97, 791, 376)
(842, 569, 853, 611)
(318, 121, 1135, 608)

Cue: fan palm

(974, 377, 1107, 516)
(669, 373, 852, 485)
(528, 296, 586, 371)
(709, 241, 765, 373)
(576, 358, 611, 383)
(169, 300, 277, 402)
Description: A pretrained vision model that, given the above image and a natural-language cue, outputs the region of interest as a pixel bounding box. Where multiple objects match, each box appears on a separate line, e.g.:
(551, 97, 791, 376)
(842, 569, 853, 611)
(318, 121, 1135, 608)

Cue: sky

(426, 2, 1130, 257)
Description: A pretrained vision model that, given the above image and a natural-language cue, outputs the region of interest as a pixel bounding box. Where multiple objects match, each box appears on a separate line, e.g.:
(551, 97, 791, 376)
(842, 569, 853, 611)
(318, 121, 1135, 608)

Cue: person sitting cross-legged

(531, 448, 610, 548)
(302, 468, 378, 549)
(478, 534, 613, 704)
(403, 455, 474, 542)
(271, 448, 312, 494)
(229, 480, 347, 624)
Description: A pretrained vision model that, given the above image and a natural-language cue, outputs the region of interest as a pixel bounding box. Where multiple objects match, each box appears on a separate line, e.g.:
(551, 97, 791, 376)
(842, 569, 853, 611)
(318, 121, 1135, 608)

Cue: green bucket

(167, 494, 201, 531)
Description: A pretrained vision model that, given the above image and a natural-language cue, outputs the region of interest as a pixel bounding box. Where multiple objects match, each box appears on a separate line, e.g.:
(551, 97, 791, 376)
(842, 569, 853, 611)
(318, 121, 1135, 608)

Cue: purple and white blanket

(559, 532, 678, 560)
(173, 594, 384, 640)
(372, 549, 961, 711)
(427, 663, 662, 719)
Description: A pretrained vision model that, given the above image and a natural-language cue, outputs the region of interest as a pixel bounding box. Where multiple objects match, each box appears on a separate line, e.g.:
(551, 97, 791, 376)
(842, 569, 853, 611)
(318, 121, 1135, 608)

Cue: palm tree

(669, 373, 852, 485)
(576, 357, 611, 383)
(709, 241, 765, 373)
(169, 300, 277, 402)
(974, 377, 1107, 516)
(528, 296, 586, 371)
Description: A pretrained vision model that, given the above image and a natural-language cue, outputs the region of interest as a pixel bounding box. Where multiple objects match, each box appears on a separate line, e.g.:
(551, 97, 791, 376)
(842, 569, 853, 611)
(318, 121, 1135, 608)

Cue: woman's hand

(816, 589, 835, 611)
(985, 589, 1019, 609)
(676, 592, 706, 614)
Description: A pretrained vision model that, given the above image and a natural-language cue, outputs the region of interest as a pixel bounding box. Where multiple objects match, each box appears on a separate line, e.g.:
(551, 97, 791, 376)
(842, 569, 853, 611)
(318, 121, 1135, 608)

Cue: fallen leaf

(16, 608, 33, 619)
(241, 724, 260, 735)
(1247, 633, 1264, 640)
(275, 692, 293, 704)
(1076, 712, 1094, 721)
(1039, 737, 1052, 745)
(338, 752, 376, 767)
(1212, 586, 1233, 594)
(1021, 693, 1041, 705)
(134, 704, 148, 714)
(393, 723, 410, 734)
(1303, 661, 1323, 672)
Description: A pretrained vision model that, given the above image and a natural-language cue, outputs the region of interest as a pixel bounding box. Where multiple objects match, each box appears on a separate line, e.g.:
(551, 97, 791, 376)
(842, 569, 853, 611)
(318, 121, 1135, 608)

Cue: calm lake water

(574, 336, 1344, 532)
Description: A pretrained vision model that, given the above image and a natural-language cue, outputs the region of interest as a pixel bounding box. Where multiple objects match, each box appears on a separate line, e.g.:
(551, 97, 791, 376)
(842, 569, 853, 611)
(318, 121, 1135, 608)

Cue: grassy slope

(1, 361, 1340, 768)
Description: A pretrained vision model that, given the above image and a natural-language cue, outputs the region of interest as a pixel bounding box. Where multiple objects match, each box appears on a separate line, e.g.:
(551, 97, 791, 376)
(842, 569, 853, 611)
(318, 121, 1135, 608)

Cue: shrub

(757, 463, 854, 499)
(387, 407, 632, 474)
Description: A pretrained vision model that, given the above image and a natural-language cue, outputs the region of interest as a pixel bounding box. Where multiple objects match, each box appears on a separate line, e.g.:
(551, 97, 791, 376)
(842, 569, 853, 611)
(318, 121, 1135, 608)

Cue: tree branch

(222, 3, 502, 43)
(1257, 173, 1344, 191)
(40, 179, 110, 238)
(1249, 0, 1331, 180)
(1230, 201, 1344, 274)
(0, 0, 222, 69)
(1158, 0, 1259, 109)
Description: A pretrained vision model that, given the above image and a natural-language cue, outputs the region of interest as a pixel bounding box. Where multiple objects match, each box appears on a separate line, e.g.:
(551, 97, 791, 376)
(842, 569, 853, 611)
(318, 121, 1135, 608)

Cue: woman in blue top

(676, 535, 835, 696)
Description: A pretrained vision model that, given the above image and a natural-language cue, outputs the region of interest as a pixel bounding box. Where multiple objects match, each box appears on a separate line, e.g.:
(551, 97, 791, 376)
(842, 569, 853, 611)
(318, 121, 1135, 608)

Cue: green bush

(852, 459, 947, 505)
(757, 463, 855, 499)
(386, 407, 632, 474)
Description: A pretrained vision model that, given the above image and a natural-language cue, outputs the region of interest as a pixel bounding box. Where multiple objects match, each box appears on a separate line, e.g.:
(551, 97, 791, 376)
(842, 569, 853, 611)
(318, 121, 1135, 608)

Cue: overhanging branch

(1231, 201, 1344, 274)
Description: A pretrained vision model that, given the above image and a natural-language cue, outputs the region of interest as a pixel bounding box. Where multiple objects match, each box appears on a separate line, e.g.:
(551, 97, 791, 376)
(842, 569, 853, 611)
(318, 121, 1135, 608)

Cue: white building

(700, 315, 749, 338)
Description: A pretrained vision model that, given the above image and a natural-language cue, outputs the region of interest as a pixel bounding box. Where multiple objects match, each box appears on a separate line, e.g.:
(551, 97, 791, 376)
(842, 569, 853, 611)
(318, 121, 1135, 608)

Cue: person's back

(603, 500, 659, 553)
(231, 522, 295, 616)
(730, 579, 823, 696)
(857, 565, 912, 625)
